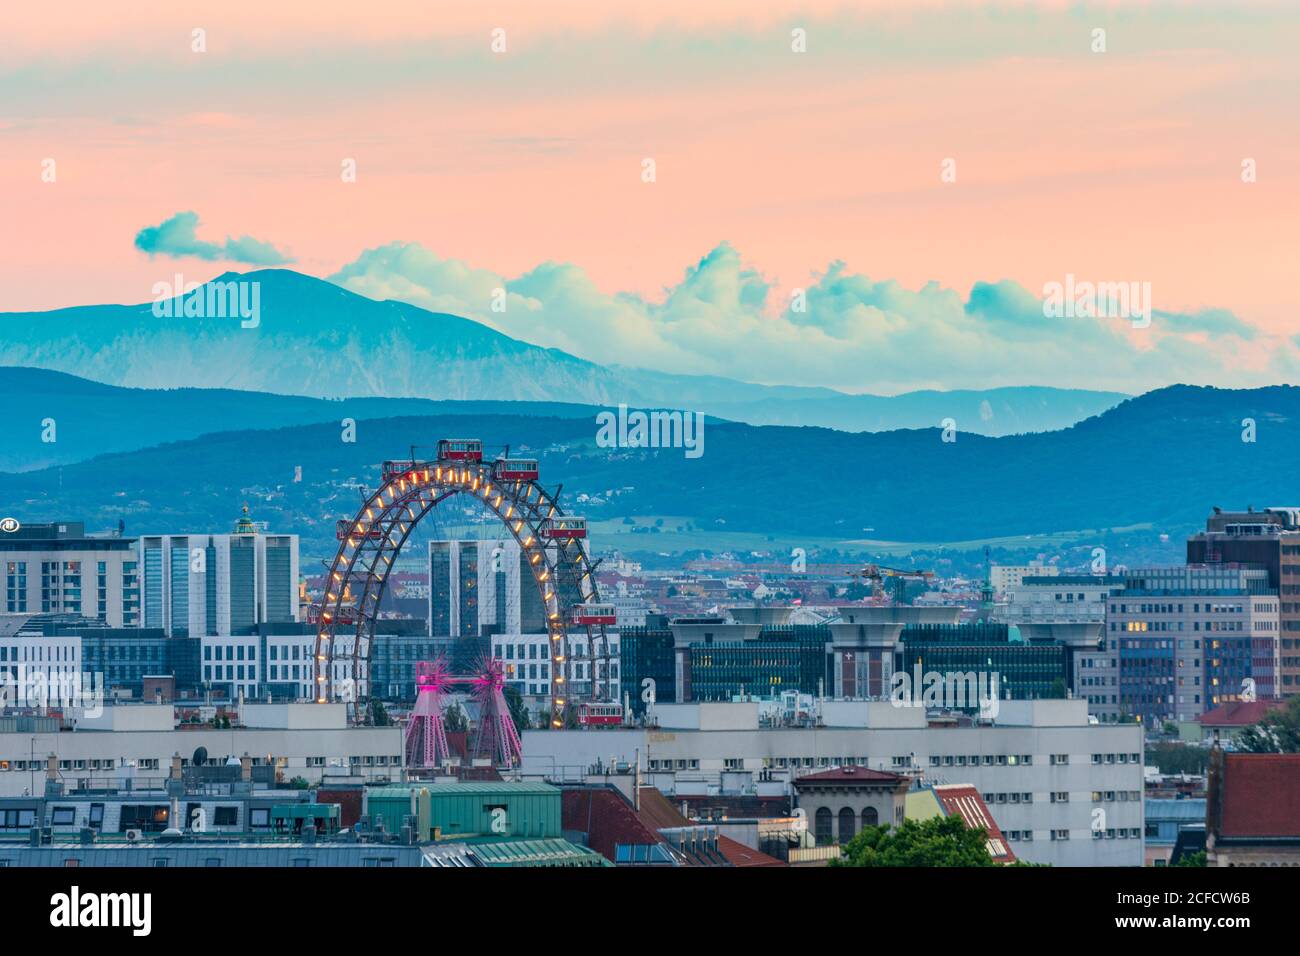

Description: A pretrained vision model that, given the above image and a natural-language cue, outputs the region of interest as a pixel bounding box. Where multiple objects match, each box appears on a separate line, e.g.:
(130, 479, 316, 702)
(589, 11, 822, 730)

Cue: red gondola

(569, 602, 616, 626)
(437, 438, 483, 463)
(539, 516, 586, 540)
(577, 701, 623, 727)
(493, 458, 539, 481)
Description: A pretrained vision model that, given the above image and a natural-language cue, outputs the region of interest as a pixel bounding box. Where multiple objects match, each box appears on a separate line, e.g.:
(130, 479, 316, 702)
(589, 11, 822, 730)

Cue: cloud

(134, 211, 293, 265)
(328, 241, 1290, 395)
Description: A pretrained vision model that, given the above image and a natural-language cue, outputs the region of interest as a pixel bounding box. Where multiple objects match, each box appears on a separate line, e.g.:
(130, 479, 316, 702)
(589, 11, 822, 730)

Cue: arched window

(862, 806, 879, 829)
(814, 807, 833, 845)
(838, 807, 856, 844)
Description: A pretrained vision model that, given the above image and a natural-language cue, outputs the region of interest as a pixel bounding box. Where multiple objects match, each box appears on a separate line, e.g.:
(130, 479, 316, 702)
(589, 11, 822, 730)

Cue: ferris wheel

(311, 437, 615, 728)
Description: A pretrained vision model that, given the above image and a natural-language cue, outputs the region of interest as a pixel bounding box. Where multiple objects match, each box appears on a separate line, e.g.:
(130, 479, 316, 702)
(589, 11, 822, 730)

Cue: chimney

(45, 754, 58, 782)
(240, 753, 252, 782)
(171, 752, 183, 781)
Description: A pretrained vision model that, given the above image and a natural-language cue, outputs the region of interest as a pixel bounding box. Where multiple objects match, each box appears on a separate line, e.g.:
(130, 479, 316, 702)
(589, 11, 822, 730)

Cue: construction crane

(854, 564, 936, 604)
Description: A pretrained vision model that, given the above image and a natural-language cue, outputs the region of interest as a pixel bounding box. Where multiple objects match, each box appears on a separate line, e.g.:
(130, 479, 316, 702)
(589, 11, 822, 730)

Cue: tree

(1146, 742, 1208, 775)
(504, 685, 531, 731)
(1237, 697, 1300, 753)
(444, 702, 468, 733)
(832, 815, 995, 868)
(1175, 850, 1207, 867)
(369, 699, 391, 727)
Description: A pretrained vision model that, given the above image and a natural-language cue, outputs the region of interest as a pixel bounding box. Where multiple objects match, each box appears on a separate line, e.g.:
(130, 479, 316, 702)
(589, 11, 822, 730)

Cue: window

(814, 807, 833, 845)
(838, 807, 856, 843)
(214, 806, 238, 826)
(51, 807, 75, 826)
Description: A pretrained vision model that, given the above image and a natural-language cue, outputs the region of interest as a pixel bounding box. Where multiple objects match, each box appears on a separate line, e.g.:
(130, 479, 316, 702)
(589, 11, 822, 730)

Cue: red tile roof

(793, 766, 907, 786)
(562, 788, 661, 862)
(931, 784, 1016, 863)
(562, 786, 787, 866)
(1197, 699, 1287, 727)
(1220, 754, 1300, 838)
(717, 834, 786, 867)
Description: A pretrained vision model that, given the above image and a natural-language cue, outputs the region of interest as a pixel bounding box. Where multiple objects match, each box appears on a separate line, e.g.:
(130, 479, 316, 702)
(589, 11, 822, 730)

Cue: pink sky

(1, 1, 1296, 382)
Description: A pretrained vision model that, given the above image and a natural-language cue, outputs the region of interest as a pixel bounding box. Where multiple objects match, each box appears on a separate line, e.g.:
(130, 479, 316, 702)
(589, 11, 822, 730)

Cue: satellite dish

(192, 746, 208, 767)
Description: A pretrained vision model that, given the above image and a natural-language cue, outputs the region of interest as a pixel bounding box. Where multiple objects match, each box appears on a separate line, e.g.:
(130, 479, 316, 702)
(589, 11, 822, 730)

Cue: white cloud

(328, 241, 1292, 395)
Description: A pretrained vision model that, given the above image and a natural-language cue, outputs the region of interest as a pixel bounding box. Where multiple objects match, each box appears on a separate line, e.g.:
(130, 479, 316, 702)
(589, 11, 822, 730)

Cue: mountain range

(0, 269, 1126, 437)
(0, 378, 1295, 557)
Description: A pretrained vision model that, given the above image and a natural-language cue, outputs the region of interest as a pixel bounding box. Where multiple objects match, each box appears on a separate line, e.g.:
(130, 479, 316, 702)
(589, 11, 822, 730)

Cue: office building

(520, 698, 1145, 866)
(1187, 506, 1300, 693)
(429, 539, 548, 638)
(1107, 565, 1278, 723)
(137, 506, 299, 637)
(0, 521, 140, 626)
(997, 574, 1121, 626)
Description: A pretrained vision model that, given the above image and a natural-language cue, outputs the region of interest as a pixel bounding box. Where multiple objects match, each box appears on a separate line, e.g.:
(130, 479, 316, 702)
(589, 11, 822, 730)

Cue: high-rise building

(1107, 565, 1278, 723)
(427, 539, 549, 639)
(137, 506, 299, 637)
(0, 521, 140, 626)
(1187, 506, 1300, 694)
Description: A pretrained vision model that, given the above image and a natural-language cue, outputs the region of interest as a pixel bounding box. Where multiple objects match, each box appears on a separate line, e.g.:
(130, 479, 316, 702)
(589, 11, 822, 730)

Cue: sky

(1, 1, 1297, 394)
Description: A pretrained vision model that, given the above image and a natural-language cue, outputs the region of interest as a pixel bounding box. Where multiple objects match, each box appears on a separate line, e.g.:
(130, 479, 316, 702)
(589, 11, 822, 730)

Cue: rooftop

(794, 766, 907, 786)
(1219, 753, 1300, 839)
(1197, 699, 1287, 728)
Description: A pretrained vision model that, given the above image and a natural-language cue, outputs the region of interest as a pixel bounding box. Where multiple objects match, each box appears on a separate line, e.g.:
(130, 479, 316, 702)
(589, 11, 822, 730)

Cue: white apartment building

(996, 574, 1121, 626)
(520, 698, 1145, 866)
(0, 703, 402, 797)
(1, 521, 140, 626)
(200, 633, 363, 703)
(491, 633, 620, 709)
(990, 563, 1059, 594)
